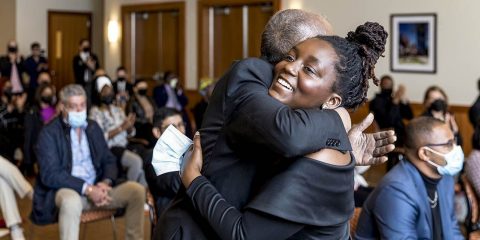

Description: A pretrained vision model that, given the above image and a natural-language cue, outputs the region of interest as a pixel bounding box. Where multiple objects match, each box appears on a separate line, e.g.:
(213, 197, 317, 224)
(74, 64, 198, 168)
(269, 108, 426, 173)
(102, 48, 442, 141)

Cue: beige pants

(0, 156, 33, 227)
(55, 181, 145, 240)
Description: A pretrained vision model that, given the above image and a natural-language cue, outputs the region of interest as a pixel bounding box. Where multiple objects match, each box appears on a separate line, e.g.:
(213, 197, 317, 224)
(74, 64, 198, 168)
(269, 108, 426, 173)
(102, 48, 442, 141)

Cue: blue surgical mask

(68, 110, 87, 128)
(425, 145, 464, 176)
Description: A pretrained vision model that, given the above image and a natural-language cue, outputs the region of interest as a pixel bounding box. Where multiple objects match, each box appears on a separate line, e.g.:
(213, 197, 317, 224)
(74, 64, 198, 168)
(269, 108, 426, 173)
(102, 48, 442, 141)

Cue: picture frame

(390, 13, 437, 73)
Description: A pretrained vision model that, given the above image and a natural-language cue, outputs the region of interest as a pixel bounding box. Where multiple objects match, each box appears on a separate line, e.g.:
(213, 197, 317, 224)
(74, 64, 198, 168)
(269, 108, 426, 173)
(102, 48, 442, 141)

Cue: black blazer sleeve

(224, 58, 350, 158)
(186, 176, 304, 240)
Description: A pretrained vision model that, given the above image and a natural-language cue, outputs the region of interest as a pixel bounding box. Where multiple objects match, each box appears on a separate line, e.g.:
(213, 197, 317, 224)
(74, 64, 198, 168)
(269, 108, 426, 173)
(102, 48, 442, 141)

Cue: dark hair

(473, 124, 480, 150)
(31, 42, 40, 49)
(423, 85, 448, 105)
(34, 83, 55, 107)
(153, 107, 182, 128)
(404, 116, 445, 150)
(318, 22, 388, 109)
(117, 66, 127, 73)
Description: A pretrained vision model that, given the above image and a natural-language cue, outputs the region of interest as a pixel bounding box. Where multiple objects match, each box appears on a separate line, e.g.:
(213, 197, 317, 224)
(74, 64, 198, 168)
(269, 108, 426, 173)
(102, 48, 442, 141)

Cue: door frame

(197, 0, 281, 81)
(47, 11, 92, 89)
(121, 2, 186, 86)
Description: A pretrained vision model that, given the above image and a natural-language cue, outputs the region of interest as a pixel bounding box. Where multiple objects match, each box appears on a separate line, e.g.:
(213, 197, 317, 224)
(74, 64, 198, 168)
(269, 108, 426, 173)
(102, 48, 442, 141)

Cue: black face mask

(137, 89, 147, 96)
(40, 95, 55, 105)
(82, 47, 90, 53)
(101, 94, 115, 105)
(7, 46, 17, 53)
(381, 89, 393, 96)
(117, 77, 126, 82)
(429, 99, 448, 113)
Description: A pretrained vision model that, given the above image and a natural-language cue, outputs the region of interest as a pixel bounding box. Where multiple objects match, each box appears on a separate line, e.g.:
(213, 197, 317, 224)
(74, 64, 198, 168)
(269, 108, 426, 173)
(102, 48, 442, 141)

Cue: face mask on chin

(68, 110, 87, 128)
(424, 145, 464, 176)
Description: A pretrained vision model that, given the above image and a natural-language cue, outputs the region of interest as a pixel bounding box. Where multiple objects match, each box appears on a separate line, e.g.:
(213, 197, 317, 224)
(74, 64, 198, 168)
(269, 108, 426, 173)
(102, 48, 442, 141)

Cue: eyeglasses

(425, 137, 457, 148)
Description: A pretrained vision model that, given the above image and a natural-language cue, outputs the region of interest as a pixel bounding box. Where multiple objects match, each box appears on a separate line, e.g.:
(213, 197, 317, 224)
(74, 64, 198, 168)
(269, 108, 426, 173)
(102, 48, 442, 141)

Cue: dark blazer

(143, 149, 181, 218)
(113, 80, 134, 95)
(30, 117, 118, 224)
(72, 53, 99, 86)
(155, 58, 350, 239)
(24, 55, 48, 88)
(0, 56, 25, 89)
(153, 84, 188, 109)
(23, 107, 44, 167)
(355, 159, 463, 240)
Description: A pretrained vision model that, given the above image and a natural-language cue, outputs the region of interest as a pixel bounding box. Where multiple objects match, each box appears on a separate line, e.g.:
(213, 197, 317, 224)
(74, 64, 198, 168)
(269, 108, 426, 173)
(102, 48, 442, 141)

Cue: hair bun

(346, 22, 388, 59)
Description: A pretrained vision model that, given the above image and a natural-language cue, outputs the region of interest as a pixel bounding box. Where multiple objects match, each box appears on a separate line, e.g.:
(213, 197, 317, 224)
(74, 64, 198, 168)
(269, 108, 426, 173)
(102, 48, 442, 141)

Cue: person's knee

(123, 150, 143, 170)
(56, 189, 82, 215)
(124, 181, 146, 202)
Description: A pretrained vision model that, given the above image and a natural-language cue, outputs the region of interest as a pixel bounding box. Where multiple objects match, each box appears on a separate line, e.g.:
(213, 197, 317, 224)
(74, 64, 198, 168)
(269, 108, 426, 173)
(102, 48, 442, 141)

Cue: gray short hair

(261, 9, 333, 63)
(59, 84, 86, 104)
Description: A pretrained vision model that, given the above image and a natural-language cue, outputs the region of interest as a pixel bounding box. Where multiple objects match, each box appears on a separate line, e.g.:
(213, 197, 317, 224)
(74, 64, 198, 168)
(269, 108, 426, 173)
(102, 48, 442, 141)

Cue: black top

(72, 53, 100, 85)
(186, 156, 355, 240)
(420, 173, 442, 240)
(155, 58, 350, 239)
(369, 92, 413, 146)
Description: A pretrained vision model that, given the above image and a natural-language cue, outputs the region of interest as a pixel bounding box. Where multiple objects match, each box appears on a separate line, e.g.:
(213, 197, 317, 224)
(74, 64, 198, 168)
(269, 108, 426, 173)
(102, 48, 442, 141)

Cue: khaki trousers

(55, 181, 145, 240)
(0, 156, 32, 227)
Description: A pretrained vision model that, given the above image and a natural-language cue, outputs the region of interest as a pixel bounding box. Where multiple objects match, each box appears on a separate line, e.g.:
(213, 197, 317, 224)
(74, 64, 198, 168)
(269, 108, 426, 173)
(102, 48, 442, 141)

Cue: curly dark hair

(318, 22, 388, 109)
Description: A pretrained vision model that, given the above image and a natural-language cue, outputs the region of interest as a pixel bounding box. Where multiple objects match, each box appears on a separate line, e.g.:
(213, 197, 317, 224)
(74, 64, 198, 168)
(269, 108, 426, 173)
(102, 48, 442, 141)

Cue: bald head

(404, 117, 447, 151)
(260, 9, 333, 63)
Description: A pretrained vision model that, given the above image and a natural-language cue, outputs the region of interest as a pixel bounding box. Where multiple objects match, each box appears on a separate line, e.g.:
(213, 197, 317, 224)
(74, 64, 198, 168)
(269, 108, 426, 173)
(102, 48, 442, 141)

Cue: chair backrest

(350, 207, 362, 237)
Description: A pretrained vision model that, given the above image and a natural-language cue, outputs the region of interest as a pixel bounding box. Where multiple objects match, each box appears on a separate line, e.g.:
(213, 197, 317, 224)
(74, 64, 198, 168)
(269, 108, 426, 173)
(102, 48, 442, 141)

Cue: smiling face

(268, 38, 340, 109)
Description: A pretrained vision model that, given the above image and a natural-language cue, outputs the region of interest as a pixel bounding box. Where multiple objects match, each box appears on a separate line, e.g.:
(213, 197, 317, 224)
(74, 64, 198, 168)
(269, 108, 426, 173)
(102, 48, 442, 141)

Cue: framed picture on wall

(390, 13, 436, 73)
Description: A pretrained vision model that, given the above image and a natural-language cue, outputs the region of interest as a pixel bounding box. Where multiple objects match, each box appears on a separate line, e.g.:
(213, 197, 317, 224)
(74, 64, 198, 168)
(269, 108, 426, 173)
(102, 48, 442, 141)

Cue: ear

(152, 127, 162, 139)
(418, 146, 431, 162)
(322, 93, 342, 110)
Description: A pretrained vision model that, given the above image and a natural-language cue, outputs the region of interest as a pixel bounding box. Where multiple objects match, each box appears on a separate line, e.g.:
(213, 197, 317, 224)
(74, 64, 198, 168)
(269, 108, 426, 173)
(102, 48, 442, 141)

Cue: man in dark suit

(0, 41, 26, 93)
(156, 9, 396, 239)
(72, 39, 99, 107)
(31, 84, 145, 240)
(355, 117, 464, 239)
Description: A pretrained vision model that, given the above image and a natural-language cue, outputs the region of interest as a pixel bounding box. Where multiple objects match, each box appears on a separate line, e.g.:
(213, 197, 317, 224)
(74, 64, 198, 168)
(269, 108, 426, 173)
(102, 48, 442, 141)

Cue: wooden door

(198, 0, 280, 80)
(48, 12, 91, 91)
(122, 3, 185, 87)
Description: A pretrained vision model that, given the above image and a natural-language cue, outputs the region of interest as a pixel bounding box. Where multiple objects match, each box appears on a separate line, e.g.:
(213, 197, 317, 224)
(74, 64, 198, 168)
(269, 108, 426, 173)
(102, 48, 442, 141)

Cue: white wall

(104, 0, 197, 89)
(15, 0, 103, 63)
(282, 0, 479, 106)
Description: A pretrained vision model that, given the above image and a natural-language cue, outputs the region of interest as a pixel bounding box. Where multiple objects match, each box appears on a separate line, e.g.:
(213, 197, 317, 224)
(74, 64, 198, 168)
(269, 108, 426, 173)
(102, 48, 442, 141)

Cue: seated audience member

(153, 72, 192, 137)
(127, 79, 157, 147)
(113, 66, 133, 108)
(24, 42, 48, 100)
(469, 78, 480, 127)
(422, 85, 462, 146)
(31, 84, 145, 240)
(191, 77, 215, 129)
(23, 83, 57, 176)
(465, 123, 480, 197)
(369, 75, 413, 170)
(355, 117, 464, 239)
(354, 165, 374, 207)
(0, 155, 33, 240)
(143, 107, 183, 218)
(89, 76, 147, 187)
(37, 71, 52, 85)
(0, 80, 26, 163)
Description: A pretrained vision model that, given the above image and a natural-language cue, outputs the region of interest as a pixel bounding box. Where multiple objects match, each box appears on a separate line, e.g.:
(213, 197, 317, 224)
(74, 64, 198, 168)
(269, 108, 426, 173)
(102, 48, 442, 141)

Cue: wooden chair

(29, 209, 120, 240)
(80, 209, 118, 240)
(349, 207, 362, 238)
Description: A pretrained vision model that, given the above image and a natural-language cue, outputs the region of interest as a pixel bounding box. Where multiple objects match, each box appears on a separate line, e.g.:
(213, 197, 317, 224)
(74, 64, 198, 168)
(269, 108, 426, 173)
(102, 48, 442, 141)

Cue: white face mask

(169, 78, 178, 88)
(425, 145, 464, 176)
